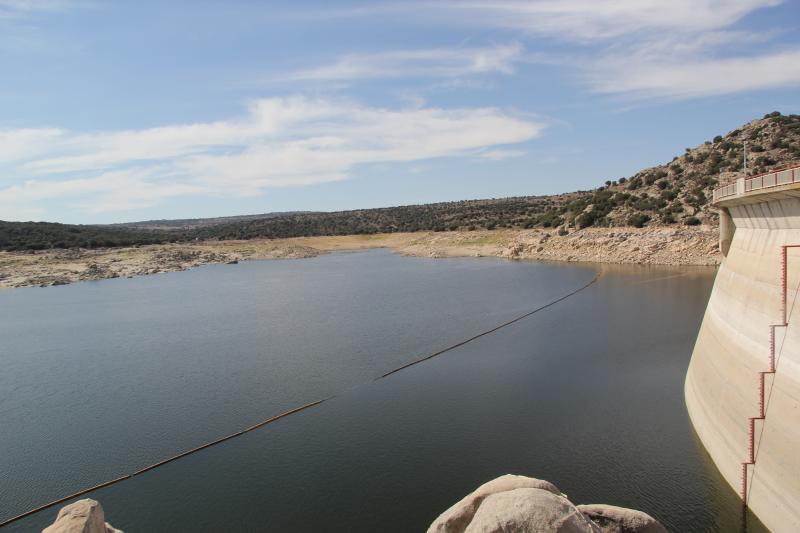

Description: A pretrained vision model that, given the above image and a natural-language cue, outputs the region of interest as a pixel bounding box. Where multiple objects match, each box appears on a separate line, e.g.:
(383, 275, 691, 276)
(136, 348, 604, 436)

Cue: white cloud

(589, 49, 800, 99)
(0, 0, 76, 18)
(0, 0, 87, 53)
(433, 0, 782, 41)
(359, 0, 795, 100)
(0, 96, 544, 220)
(278, 43, 524, 83)
(0, 128, 64, 165)
(477, 149, 527, 161)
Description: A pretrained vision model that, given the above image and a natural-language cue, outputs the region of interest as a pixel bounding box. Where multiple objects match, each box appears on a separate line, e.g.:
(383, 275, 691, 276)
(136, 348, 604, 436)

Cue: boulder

(576, 505, 667, 533)
(428, 475, 667, 533)
(43, 499, 122, 533)
(465, 488, 600, 533)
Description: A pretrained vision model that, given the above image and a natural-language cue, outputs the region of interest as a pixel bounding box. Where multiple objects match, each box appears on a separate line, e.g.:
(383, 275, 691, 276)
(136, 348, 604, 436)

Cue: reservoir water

(0, 250, 766, 531)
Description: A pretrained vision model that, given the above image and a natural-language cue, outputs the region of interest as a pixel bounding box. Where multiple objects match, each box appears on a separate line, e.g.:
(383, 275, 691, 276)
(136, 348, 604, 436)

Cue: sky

(1, 0, 799, 224)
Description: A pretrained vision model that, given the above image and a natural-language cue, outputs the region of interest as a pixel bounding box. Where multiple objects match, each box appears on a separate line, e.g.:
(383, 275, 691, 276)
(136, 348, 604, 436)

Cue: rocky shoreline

(0, 226, 720, 289)
(403, 226, 720, 266)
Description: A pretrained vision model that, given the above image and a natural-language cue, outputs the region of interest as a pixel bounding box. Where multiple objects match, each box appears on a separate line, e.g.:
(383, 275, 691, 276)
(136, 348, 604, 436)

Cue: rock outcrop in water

(43, 499, 122, 533)
(427, 475, 666, 533)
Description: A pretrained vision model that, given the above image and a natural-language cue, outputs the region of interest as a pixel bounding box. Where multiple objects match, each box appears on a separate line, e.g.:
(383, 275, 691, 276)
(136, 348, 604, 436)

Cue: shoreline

(0, 226, 720, 289)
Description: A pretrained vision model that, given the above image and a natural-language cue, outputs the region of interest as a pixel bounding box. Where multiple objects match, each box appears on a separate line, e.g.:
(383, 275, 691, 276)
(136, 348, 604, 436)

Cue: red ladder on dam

(741, 245, 798, 504)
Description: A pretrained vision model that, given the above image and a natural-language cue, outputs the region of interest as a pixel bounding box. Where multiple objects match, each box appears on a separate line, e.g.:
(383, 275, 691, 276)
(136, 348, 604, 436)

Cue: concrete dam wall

(686, 169, 800, 533)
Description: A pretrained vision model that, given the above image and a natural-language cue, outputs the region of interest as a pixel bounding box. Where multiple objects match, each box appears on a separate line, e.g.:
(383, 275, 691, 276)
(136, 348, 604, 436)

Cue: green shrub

(755, 155, 777, 167)
(627, 177, 643, 190)
(628, 214, 651, 228)
(575, 212, 596, 228)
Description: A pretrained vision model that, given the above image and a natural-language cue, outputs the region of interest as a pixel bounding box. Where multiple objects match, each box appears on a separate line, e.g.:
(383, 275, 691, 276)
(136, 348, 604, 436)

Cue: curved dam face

(686, 177, 800, 532)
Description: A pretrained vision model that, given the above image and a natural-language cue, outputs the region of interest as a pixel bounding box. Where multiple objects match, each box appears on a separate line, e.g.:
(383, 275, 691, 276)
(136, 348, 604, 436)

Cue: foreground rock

(428, 475, 667, 533)
(42, 499, 121, 533)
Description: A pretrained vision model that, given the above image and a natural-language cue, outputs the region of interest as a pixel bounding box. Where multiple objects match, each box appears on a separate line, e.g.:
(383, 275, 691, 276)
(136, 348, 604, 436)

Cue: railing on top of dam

(712, 164, 800, 203)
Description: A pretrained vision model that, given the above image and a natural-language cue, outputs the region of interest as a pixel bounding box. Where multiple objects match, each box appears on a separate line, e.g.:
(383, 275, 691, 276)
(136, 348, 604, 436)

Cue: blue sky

(1, 1, 799, 224)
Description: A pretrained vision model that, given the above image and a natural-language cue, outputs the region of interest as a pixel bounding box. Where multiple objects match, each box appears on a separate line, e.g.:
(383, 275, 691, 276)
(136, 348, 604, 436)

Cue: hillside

(0, 221, 175, 252)
(1, 112, 799, 251)
(112, 211, 315, 230)
(552, 111, 800, 229)
(188, 196, 563, 241)
(161, 111, 800, 241)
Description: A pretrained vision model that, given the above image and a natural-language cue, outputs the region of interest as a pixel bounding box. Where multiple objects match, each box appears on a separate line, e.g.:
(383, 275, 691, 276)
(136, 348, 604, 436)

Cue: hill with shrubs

(557, 111, 800, 230)
(0, 220, 175, 251)
(2, 112, 799, 251)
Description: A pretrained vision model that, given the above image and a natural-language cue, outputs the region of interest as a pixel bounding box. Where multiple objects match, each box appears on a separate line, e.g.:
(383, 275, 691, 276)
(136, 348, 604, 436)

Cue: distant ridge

(112, 211, 316, 231)
(2, 112, 799, 251)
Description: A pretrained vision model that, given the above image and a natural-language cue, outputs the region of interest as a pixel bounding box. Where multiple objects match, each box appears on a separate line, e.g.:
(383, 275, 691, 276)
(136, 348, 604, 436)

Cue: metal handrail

(712, 163, 800, 202)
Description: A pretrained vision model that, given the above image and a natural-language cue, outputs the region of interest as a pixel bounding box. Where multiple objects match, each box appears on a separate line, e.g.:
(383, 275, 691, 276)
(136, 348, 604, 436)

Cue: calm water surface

(0, 250, 766, 531)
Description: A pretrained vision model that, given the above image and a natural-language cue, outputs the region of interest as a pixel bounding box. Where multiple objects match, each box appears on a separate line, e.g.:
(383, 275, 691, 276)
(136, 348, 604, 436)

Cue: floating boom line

(0, 273, 599, 529)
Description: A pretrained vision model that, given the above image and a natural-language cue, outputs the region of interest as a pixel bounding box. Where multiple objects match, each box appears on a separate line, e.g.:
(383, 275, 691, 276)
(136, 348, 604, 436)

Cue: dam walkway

(713, 164, 800, 203)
